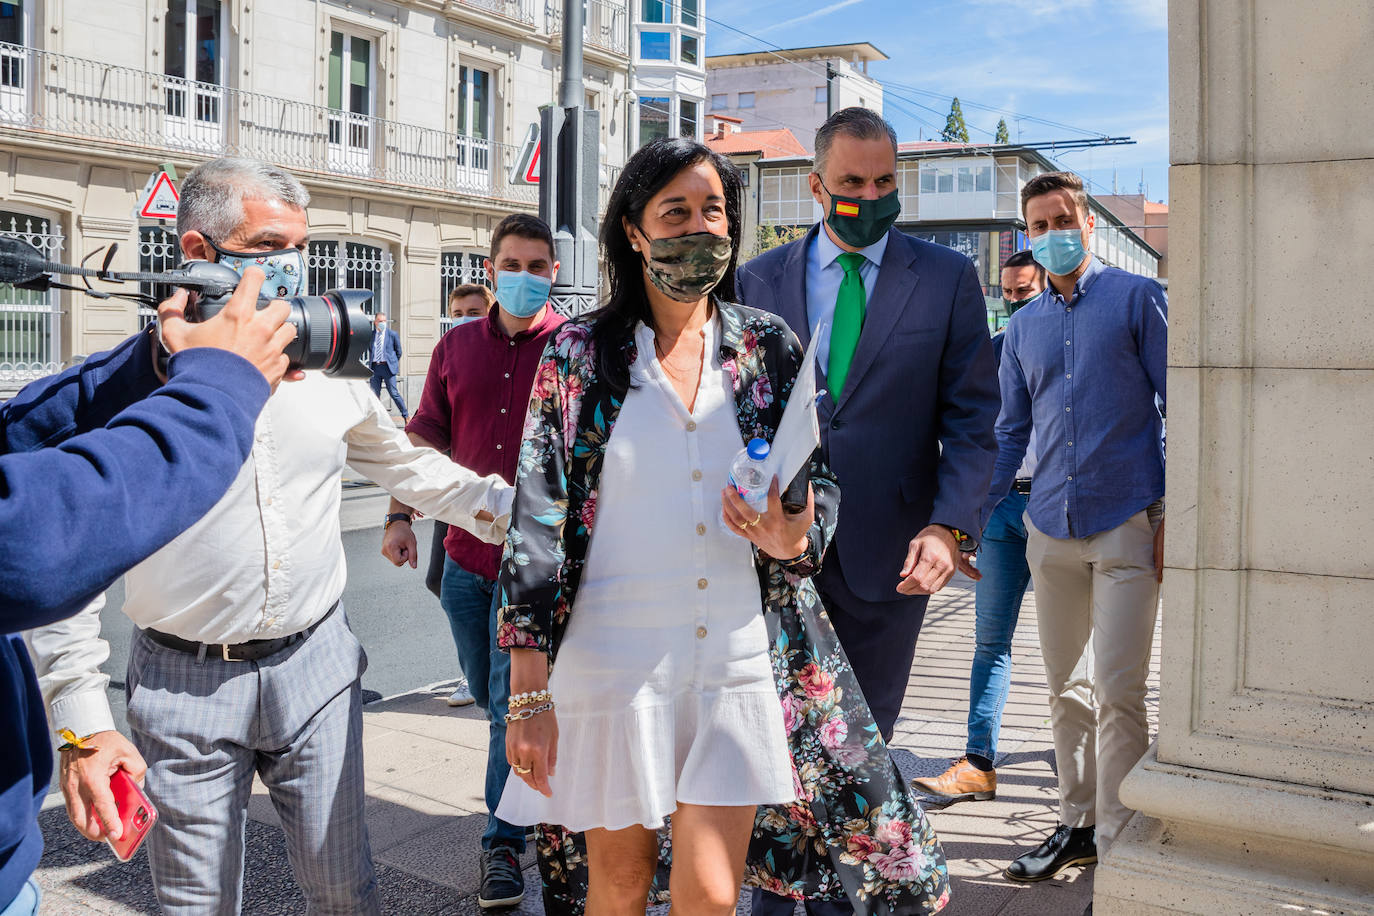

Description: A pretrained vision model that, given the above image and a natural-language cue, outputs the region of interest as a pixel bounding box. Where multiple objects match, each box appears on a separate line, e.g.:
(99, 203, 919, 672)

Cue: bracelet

(56, 728, 97, 752)
(504, 700, 555, 723)
(384, 512, 414, 530)
(509, 689, 552, 710)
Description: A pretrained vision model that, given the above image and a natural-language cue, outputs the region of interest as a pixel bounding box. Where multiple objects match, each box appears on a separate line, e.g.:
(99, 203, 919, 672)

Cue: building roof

(706, 126, 809, 159)
(705, 42, 888, 69)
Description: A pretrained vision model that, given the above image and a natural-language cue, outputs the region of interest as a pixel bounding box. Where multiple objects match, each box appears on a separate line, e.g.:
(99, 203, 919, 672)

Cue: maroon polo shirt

(407, 305, 566, 581)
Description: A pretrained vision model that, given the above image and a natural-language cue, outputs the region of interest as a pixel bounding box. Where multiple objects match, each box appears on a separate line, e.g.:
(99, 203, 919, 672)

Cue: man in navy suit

(738, 104, 999, 916)
(368, 311, 408, 420)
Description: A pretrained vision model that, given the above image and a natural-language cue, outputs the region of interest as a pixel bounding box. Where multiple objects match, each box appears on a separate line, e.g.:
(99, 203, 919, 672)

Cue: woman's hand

(506, 707, 559, 797)
(721, 478, 813, 561)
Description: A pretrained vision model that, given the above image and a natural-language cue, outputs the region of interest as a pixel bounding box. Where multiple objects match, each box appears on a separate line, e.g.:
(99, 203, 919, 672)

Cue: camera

(169, 260, 374, 378)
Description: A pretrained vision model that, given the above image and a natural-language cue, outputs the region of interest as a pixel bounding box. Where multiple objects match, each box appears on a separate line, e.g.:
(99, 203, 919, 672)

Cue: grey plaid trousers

(125, 606, 380, 915)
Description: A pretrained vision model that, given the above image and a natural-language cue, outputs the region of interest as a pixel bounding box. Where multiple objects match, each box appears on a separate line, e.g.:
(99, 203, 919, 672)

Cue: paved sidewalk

(33, 578, 1159, 915)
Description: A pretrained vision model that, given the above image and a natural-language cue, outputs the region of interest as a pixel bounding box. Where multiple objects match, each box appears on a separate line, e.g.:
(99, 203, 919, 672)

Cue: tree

(995, 117, 1010, 144)
(748, 225, 809, 260)
(941, 97, 970, 143)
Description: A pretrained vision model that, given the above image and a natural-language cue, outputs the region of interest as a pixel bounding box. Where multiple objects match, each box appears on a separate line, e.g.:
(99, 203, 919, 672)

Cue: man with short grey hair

(27, 157, 513, 914)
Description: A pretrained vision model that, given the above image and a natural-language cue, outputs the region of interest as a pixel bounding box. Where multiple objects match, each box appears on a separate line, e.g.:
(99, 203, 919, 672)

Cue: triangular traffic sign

(524, 142, 540, 184)
(139, 172, 180, 219)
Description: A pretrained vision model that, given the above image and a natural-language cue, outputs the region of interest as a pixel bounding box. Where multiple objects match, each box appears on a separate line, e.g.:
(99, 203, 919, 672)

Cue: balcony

(452, 0, 538, 26)
(547, 0, 629, 57)
(0, 42, 537, 207)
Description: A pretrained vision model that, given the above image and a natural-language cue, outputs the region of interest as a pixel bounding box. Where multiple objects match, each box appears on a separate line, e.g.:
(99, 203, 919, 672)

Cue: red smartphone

(106, 768, 158, 861)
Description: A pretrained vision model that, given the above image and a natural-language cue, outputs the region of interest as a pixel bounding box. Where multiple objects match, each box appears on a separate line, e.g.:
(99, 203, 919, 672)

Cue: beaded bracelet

(504, 700, 555, 723)
(509, 690, 552, 710)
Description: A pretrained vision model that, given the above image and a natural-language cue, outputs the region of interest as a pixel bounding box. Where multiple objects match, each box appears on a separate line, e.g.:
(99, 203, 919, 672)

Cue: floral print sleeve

(496, 323, 590, 654)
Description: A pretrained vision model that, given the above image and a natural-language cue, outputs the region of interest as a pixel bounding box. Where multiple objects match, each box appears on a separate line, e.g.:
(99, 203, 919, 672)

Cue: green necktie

(828, 251, 867, 395)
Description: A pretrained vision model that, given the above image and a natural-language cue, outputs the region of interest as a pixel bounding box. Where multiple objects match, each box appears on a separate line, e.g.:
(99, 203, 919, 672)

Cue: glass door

(0, 2, 28, 123)
(164, 0, 225, 148)
(328, 30, 375, 174)
(454, 65, 492, 189)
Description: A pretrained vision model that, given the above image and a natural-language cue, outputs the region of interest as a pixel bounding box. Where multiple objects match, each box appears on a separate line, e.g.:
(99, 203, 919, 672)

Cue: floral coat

(497, 301, 950, 915)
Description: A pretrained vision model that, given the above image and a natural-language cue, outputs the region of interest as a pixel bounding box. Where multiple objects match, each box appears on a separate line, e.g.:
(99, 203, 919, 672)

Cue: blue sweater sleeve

(0, 347, 269, 633)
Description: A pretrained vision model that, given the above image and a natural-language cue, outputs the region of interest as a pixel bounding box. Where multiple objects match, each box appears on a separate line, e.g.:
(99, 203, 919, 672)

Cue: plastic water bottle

(729, 438, 772, 513)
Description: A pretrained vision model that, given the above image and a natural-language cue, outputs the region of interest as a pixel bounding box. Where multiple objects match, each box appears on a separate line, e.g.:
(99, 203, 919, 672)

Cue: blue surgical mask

(1030, 228, 1088, 276)
(495, 270, 552, 319)
(205, 235, 306, 299)
(454, 316, 481, 326)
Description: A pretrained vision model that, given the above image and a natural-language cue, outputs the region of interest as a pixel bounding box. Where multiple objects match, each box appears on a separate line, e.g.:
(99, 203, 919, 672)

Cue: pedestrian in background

(26, 158, 513, 916)
(498, 137, 948, 916)
(915, 249, 1045, 806)
(986, 171, 1167, 887)
(449, 283, 495, 323)
(381, 214, 564, 908)
(368, 311, 408, 421)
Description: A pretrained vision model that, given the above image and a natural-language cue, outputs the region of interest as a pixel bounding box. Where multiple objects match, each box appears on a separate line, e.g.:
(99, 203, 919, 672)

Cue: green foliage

(941, 97, 970, 143)
(747, 224, 809, 260)
(995, 117, 1010, 144)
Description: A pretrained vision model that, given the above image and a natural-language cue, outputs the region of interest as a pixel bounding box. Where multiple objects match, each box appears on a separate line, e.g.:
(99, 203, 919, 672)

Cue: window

(815, 86, 827, 104)
(308, 240, 394, 316)
(711, 93, 727, 111)
(0, 2, 29, 112)
(165, 0, 223, 86)
(680, 0, 699, 26)
(738, 91, 754, 109)
(439, 251, 490, 334)
(0, 2, 22, 46)
(920, 168, 936, 193)
(680, 34, 698, 65)
(0, 208, 62, 380)
(458, 65, 492, 139)
(640, 30, 671, 60)
(638, 95, 670, 145)
(759, 167, 816, 226)
(138, 226, 180, 329)
(976, 165, 992, 192)
(641, 0, 670, 23)
(937, 168, 953, 193)
(958, 166, 974, 193)
(679, 98, 698, 140)
(327, 29, 374, 171)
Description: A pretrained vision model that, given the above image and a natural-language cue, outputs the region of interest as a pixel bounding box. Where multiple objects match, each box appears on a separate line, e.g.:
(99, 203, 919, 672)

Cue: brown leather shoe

(912, 756, 996, 804)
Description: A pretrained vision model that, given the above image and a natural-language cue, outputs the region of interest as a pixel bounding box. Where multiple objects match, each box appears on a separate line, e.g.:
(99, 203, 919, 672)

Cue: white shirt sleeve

(24, 594, 118, 738)
(342, 386, 513, 543)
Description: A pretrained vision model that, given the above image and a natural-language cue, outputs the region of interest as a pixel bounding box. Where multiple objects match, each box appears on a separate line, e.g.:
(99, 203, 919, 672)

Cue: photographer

(1, 274, 293, 916)
(25, 157, 513, 915)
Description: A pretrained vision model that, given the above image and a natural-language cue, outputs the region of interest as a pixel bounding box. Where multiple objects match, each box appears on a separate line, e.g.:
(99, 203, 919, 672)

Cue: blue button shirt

(805, 225, 888, 371)
(986, 257, 1167, 539)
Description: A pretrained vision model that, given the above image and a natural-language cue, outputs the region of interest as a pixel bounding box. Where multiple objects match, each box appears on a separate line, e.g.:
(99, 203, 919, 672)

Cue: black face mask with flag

(820, 179, 901, 249)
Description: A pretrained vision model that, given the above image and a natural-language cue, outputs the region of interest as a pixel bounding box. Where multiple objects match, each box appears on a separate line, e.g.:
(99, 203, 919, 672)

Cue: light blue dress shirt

(805, 226, 889, 372)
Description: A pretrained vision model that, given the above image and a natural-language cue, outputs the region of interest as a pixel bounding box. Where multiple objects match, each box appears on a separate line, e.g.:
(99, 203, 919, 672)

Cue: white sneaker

(446, 679, 476, 707)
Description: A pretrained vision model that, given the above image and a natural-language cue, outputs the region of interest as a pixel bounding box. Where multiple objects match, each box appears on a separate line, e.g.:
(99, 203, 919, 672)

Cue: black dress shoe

(1003, 823, 1097, 883)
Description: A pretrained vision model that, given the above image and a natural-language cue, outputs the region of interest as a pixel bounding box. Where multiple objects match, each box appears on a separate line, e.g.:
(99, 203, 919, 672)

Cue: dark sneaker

(479, 845, 525, 909)
(1003, 824, 1097, 883)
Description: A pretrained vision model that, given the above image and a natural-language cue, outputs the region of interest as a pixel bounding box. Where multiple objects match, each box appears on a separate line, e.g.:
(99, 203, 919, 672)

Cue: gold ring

(512, 764, 532, 775)
(738, 519, 749, 529)
(748, 514, 763, 527)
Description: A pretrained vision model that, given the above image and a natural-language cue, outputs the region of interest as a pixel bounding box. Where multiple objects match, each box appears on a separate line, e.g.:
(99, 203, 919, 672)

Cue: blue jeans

(439, 557, 526, 852)
(0, 878, 40, 916)
(966, 489, 1032, 762)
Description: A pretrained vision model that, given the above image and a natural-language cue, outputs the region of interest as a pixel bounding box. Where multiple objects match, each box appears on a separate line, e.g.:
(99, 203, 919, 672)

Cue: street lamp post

(540, 0, 602, 317)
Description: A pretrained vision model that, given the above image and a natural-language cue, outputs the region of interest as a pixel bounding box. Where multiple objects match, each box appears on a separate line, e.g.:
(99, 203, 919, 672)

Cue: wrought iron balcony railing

(452, 0, 538, 26)
(546, 0, 629, 56)
(0, 41, 537, 206)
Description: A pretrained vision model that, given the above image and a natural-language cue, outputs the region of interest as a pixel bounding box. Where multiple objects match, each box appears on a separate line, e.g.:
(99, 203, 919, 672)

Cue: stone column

(1095, 1, 1374, 912)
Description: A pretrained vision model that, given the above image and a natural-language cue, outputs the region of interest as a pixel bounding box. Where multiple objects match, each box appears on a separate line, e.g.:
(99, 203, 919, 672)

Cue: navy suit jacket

(371, 326, 402, 378)
(737, 225, 1000, 603)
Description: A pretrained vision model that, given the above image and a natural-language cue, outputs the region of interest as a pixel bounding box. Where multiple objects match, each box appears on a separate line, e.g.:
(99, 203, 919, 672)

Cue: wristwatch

(384, 512, 414, 530)
(937, 524, 977, 553)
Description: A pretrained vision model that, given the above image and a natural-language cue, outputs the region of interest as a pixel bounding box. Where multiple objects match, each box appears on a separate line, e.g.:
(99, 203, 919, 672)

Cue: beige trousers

(1024, 503, 1162, 852)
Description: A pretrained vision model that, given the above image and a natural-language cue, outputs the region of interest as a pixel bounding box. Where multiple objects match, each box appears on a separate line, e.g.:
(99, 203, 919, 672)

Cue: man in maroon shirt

(381, 213, 564, 908)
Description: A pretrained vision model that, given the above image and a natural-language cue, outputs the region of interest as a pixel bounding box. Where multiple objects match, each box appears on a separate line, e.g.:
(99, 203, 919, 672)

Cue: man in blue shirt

(986, 172, 1167, 885)
(1, 275, 293, 916)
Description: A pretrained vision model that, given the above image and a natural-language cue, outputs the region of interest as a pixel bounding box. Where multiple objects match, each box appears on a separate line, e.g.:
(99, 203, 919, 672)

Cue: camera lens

(281, 290, 374, 378)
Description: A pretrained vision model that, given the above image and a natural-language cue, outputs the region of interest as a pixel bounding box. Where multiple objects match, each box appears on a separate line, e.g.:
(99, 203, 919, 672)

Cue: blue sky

(704, 0, 1170, 202)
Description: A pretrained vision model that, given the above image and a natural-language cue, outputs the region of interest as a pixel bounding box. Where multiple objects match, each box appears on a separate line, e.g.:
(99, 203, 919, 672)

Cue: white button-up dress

(496, 318, 795, 832)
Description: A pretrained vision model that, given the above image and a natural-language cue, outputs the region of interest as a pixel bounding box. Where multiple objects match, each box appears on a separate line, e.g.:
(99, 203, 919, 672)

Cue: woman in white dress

(495, 139, 950, 916)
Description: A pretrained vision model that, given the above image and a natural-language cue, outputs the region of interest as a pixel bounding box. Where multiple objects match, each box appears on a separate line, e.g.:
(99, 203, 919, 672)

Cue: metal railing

(455, 0, 538, 25)
(0, 214, 63, 387)
(547, 0, 629, 56)
(0, 41, 537, 206)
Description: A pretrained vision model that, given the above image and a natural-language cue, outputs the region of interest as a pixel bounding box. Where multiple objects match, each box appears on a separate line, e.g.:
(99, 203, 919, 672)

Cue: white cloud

(758, 0, 866, 35)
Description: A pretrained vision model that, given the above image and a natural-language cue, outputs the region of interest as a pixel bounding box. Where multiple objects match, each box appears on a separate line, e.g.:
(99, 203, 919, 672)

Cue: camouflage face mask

(639, 230, 733, 303)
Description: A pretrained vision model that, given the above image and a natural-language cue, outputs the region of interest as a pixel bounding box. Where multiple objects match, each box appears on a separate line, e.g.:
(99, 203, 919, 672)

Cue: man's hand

(59, 729, 147, 842)
(1154, 514, 1165, 583)
(381, 519, 418, 568)
(159, 266, 302, 390)
(898, 525, 960, 595)
(955, 551, 982, 582)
